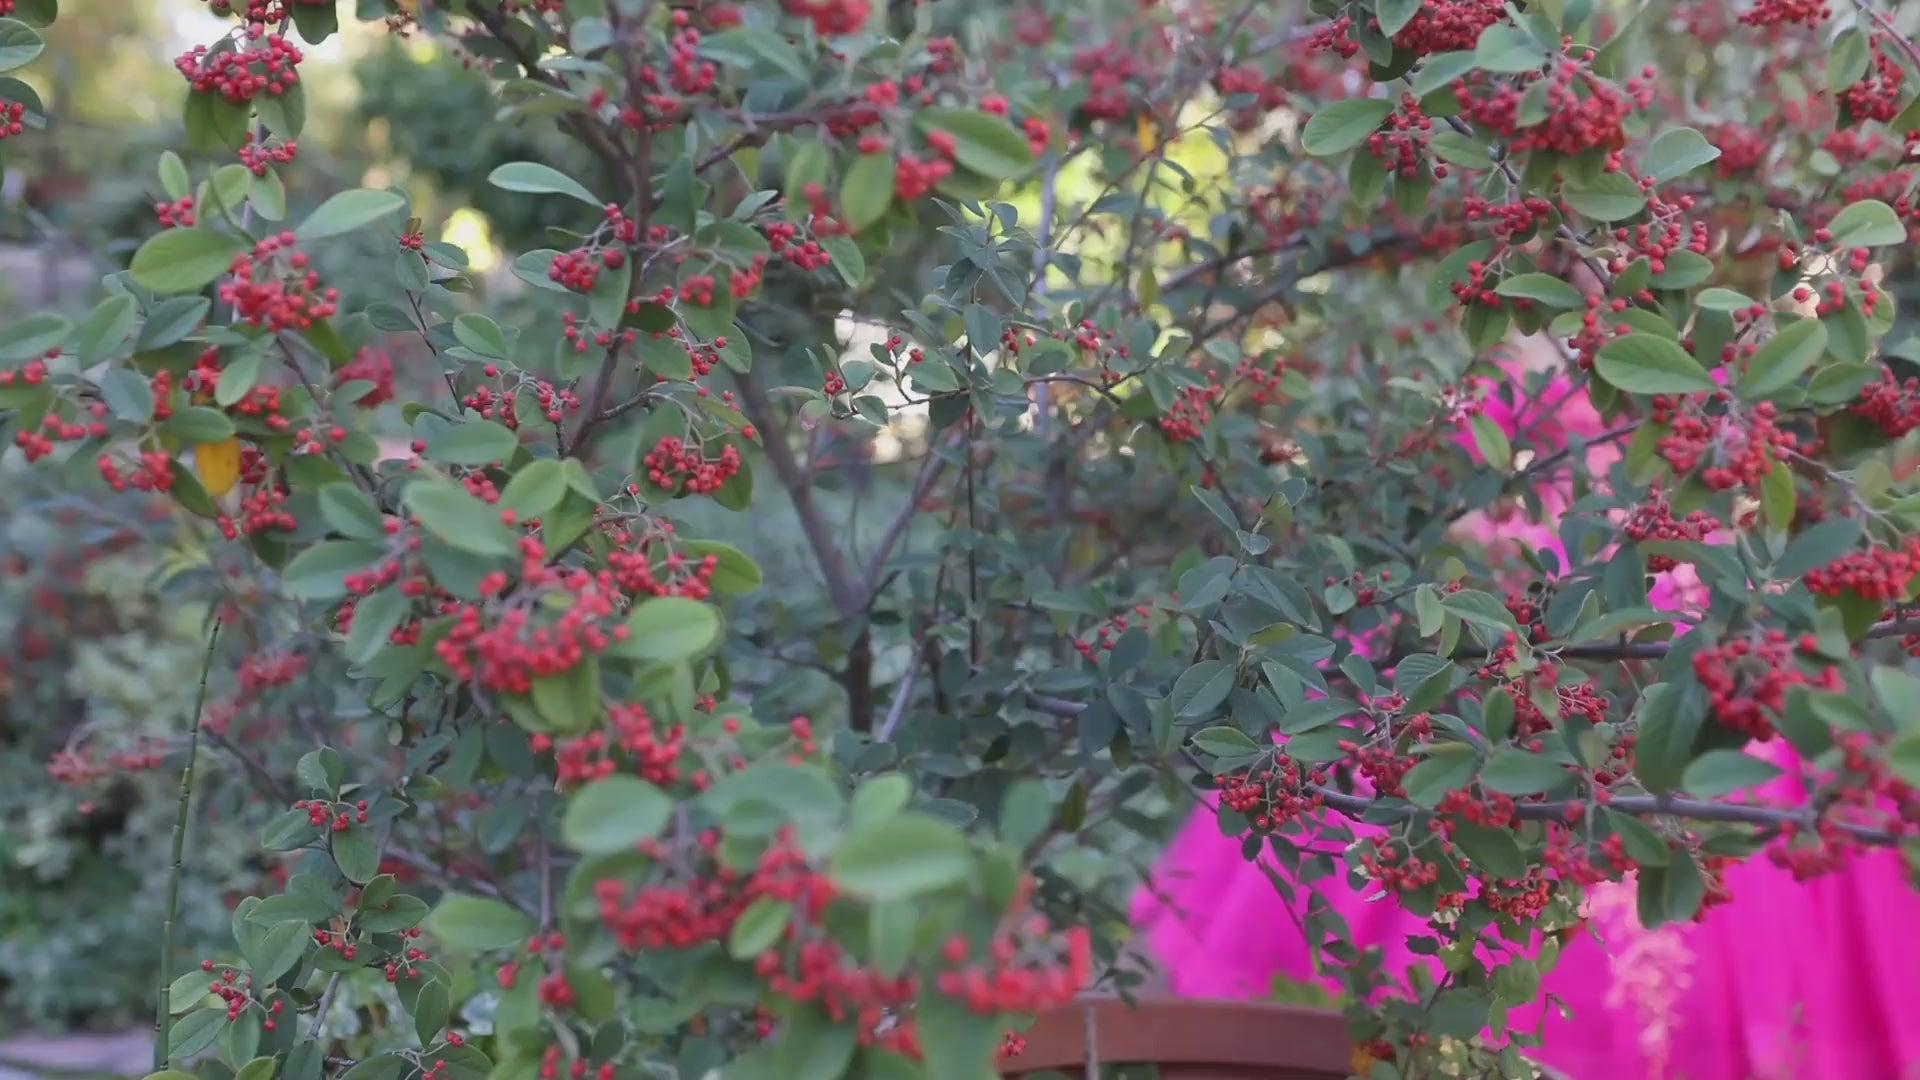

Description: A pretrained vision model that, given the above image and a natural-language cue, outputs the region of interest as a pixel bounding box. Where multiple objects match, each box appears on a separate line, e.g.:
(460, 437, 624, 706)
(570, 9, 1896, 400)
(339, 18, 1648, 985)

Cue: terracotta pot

(1000, 996, 1355, 1079)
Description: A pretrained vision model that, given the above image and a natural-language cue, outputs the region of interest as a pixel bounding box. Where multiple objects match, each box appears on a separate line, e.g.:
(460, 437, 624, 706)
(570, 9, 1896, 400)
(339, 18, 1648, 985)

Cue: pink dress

(1134, 369, 1920, 1078)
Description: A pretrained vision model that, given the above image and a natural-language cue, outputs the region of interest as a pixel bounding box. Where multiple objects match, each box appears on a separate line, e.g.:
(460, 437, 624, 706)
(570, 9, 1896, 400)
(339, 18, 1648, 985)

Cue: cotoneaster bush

(7, 0, 1920, 1077)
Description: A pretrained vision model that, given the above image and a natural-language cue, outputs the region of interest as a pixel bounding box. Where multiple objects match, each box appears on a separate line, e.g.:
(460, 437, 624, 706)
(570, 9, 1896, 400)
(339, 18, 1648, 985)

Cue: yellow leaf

(197, 437, 242, 498)
(1350, 1042, 1376, 1075)
(1137, 113, 1158, 152)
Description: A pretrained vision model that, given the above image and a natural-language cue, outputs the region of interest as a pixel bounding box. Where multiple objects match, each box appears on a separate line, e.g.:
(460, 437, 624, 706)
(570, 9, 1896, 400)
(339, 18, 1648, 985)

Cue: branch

(155, 620, 222, 1071)
(733, 372, 864, 619)
(1022, 693, 1904, 846)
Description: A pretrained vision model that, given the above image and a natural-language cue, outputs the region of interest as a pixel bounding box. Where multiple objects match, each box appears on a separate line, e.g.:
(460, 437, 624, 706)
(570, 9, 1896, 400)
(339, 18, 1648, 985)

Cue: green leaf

(73, 295, 138, 364)
(1774, 517, 1863, 579)
(488, 161, 602, 207)
(129, 228, 249, 294)
(405, 479, 517, 557)
(530, 655, 600, 734)
(998, 779, 1053, 849)
(1376, 0, 1422, 35)
(829, 814, 975, 900)
(1561, 172, 1646, 221)
(723, 1007, 857, 1080)
(100, 368, 156, 422)
(248, 920, 310, 985)
(916, 992, 1001, 1080)
(331, 825, 379, 882)
(562, 775, 672, 854)
(1632, 681, 1699, 794)
(280, 540, 383, 601)
(0, 313, 68, 362)
(296, 747, 343, 792)
(1595, 333, 1716, 394)
(1468, 413, 1513, 470)
(1479, 750, 1569, 795)
(1694, 287, 1756, 312)
(359, 894, 430, 934)
(1642, 127, 1721, 184)
(138, 296, 211, 350)
(452, 313, 508, 359)
(167, 970, 218, 1014)
(1300, 98, 1393, 156)
(215, 347, 266, 406)
(295, 188, 406, 241)
(726, 897, 792, 959)
(164, 406, 236, 444)
(1828, 26, 1871, 92)
(318, 484, 386, 540)
(166, 1009, 224, 1062)
(913, 108, 1034, 179)
(425, 418, 519, 465)
(1827, 199, 1906, 247)
(1452, 822, 1525, 878)
(1494, 273, 1583, 309)
(1401, 748, 1479, 808)
(1473, 21, 1547, 73)
(620, 596, 722, 661)
(412, 980, 451, 1045)
(1171, 660, 1236, 718)
(0, 18, 44, 72)
(696, 26, 810, 85)
(677, 539, 763, 593)
(841, 151, 895, 232)
(427, 894, 534, 952)
(1190, 725, 1261, 758)
(1680, 749, 1782, 797)
(1738, 319, 1827, 401)
(498, 458, 567, 518)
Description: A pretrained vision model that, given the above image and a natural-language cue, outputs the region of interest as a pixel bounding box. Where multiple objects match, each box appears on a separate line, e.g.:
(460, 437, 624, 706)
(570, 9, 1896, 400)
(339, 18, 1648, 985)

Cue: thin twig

(875, 665, 918, 743)
(155, 620, 223, 1071)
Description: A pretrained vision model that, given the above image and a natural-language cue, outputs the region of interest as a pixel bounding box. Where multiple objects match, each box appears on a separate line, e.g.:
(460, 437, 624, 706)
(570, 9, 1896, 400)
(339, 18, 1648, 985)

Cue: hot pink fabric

(1133, 366, 1920, 1078)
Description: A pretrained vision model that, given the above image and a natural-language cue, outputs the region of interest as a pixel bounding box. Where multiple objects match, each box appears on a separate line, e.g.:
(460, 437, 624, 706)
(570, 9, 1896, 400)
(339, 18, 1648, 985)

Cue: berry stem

(154, 618, 223, 1072)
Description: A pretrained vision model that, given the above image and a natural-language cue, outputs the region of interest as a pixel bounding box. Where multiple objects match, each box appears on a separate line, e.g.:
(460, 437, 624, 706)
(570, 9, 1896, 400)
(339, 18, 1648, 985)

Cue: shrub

(3, 0, 1920, 1078)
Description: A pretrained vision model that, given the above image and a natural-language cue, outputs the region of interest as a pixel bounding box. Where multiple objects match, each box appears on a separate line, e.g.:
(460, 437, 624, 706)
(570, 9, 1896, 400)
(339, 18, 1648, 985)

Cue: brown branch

(1021, 695, 1905, 846)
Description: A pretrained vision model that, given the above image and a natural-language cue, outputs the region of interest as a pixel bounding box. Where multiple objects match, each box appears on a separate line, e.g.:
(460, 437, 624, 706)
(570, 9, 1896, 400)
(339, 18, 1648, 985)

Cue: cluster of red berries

(1217, 756, 1327, 831)
(533, 700, 690, 789)
(46, 739, 167, 789)
(1158, 382, 1223, 441)
(195, 963, 286, 1026)
(1623, 489, 1720, 570)
(1071, 601, 1159, 659)
(436, 557, 631, 695)
(1655, 398, 1794, 492)
(1388, 0, 1508, 55)
(604, 539, 722, 601)
(1692, 631, 1843, 740)
(1804, 539, 1920, 603)
(1840, 39, 1905, 123)
(96, 449, 179, 493)
(1850, 368, 1920, 438)
(334, 347, 395, 408)
(1357, 836, 1442, 891)
(0, 353, 50, 390)
(222, 234, 338, 332)
(297, 797, 370, 832)
(1366, 95, 1436, 180)
(174, 35, 303, 103)
(642, 434, 742, 495)
(1739, 0, 1829, 25)
(893, 151, 954, 201)
(1457, 63, 1653, 159)
(780, 0, 869, 37)
(14, 401, 109, 463)
(154, 194, 196, 227)
(764, 220, 833, 271)
(460, 364, 581, 429)
(0, 100, 26, 139)
(238, 133, 297, 176)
